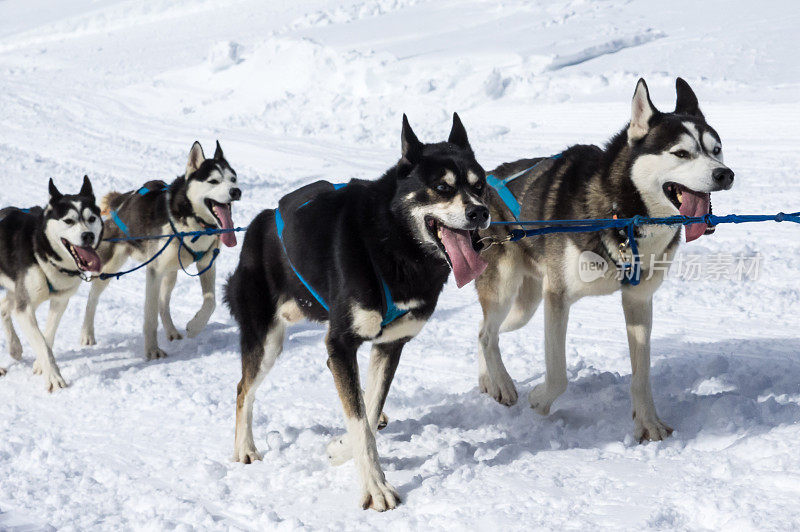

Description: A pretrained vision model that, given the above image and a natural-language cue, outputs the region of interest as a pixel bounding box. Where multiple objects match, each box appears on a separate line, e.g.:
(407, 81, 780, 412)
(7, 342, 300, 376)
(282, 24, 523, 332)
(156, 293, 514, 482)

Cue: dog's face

(44, 176, 103, 273)
(393, 113, 490, 287)
(184, 140, 241, 247)
(627, 78, 734, 241)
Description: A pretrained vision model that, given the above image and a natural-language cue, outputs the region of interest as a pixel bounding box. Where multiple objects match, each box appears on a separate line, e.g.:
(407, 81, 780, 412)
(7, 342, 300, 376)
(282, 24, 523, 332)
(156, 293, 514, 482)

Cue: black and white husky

(225, 114, 490, 511)
(476, 79, 734, 441)
(80, 141, 241, 360)
(0, 177, 103, 390)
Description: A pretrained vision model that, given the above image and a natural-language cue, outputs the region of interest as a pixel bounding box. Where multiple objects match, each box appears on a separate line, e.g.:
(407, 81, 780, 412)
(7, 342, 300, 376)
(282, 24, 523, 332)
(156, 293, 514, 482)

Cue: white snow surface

(1, 1, 799, 529)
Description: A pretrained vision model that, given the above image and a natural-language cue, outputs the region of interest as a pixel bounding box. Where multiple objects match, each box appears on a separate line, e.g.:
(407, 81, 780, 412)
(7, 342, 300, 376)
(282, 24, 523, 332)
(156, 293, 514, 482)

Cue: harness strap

(379, 276, 408, 327)
(168, 218, 207, 263)
(275, 208, 330, 311)
(486, 153, 562, 221)
(276, 183, 408, 326)
(110, 209, 130, 236)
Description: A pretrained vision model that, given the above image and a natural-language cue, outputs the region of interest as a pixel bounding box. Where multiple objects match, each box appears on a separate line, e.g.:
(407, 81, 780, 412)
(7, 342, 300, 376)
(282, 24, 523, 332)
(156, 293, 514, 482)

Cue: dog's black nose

(466, 205, 489, 225)
(81, 232, 94, 247)
(230, 188, 241, 201)
(712, 167, 734, 189)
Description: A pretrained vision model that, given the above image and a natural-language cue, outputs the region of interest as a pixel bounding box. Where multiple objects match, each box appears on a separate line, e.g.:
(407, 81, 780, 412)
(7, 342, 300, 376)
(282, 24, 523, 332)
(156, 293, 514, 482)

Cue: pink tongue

(678, 189, 711, 243)
(75, 246, 102, 273)
(439, 226, 488, 288)
(213, 204, 237, 247)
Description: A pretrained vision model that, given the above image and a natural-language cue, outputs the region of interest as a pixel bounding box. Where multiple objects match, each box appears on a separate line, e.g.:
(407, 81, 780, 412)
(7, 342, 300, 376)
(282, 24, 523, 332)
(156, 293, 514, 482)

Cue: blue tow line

(492, 212, 800, 285)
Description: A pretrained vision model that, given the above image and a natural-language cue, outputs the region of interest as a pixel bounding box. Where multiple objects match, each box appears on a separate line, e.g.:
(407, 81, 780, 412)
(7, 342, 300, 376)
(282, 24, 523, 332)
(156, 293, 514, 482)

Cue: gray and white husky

(80, 141, 241, 360)
(0, 177, 103, 391)
(475, 78, 734, 441)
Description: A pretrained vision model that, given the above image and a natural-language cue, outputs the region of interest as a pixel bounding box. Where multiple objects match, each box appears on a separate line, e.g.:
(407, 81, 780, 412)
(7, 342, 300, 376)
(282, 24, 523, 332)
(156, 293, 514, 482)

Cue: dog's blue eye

(435, 184, 453, 193)
(712, 146, 721, 155)
(672, 150, 690, 159)
(231, 177, 237, 183)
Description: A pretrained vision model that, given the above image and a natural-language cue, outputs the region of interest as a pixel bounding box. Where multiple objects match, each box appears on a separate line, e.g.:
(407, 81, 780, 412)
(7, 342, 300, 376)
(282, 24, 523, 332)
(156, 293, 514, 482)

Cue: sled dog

(476, 78, 734, 442)
(81, 141, 241, 359)
(0, 177, 103, 390)
(225, 114, 490, 510)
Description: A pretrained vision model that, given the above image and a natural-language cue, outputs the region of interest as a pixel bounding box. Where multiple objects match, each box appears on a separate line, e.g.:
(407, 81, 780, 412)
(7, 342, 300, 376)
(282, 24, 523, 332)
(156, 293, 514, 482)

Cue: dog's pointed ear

(674, 77, 704, 119)
(628, 78, 657, 144)
(401, 114, 422, 165)
(214, 140, 225, 160)
(79, 175, 94, 199)
(48, 178, 62, 202)
(186, 141, 205, 177)
(448, 112, 472, 153)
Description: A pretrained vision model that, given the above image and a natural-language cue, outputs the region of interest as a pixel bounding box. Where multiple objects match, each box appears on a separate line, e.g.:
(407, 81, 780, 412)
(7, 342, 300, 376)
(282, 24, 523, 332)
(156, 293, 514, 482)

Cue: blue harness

(275, 183, 408, 327)
(486, 154, 562, 221)
(110, 185, 208, 263)
(486, 153, 641, 284)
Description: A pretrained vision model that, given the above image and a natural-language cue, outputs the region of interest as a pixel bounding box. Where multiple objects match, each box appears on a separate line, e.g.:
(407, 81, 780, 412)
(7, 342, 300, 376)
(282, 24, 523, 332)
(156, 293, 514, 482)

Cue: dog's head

(393, 113, 490, 288)
(44, 176, 103, 274)
(627, 78, 734, 242)
(184, 140, 241, 247)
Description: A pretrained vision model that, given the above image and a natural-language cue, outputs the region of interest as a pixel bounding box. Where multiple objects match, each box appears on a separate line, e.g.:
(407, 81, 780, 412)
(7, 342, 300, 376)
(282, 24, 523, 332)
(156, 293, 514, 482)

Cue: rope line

(94, 212, 799, 282)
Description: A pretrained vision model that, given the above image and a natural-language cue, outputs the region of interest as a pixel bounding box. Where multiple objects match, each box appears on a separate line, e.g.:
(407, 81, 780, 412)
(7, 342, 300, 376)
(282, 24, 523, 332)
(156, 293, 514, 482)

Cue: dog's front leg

(186, 256, 216, 338)
(44, 296, 69, 350)
(15, 305, 66, 391)
(528, 289, 570, 415)
(326, 333, 399, 511)
(1, 295, 22, 361)
(81, 278, 110, 346)
(158, 271, 182, 341)
(327, 340, 405, 465)
(622, 291, 672, 442)
(144, 267, 166, 360)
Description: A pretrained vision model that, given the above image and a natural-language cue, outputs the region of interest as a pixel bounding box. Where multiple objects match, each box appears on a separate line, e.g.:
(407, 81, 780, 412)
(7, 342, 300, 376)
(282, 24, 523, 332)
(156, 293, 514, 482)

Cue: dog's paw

(326, 435, 354, 465)
(360, 473, 400, 512)
(43, 370, 67, 392)
(165, 328, 183, 342)
(9, 339, 23, 361)
(377, 412, 389, 431)
(80, 331, 96, 346)
(479, 369, 518, 406)
(528, 383, 558, 416)
(633, 411, 673, 443)
(233, 445, 262, 464)
(145, 347, 168, 360)
(185, 313, 210, 339)
(32, 359, 43, 374)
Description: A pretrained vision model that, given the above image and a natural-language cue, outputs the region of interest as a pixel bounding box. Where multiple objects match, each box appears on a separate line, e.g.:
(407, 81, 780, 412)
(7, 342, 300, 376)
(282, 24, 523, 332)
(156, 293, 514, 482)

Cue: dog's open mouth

(425, 216, 488, 288)
(61, 238, 102, 273)
(204, 199, 237, 247)
(663, 182, 716, 242)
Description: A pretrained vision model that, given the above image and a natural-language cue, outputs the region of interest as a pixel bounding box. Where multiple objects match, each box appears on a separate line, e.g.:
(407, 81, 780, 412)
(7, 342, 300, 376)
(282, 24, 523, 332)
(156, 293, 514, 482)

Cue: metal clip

(618, 239, 631, 262)
(477, 233, 514, 252)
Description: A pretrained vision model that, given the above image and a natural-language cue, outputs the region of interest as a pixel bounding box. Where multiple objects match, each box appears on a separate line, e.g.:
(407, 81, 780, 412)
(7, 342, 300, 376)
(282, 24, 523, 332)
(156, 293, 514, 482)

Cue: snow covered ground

(1, 0, 799, 529)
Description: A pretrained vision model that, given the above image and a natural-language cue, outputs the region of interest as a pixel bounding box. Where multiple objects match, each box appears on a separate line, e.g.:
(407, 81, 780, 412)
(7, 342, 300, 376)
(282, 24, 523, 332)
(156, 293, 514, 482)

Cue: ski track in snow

(0, 0, 799, 530)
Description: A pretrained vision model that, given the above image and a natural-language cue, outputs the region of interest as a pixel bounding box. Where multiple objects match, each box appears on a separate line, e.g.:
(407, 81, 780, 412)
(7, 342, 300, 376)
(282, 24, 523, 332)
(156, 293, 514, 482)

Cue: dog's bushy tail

(100, 191, 124, 216)
(224, 210, 278, 357)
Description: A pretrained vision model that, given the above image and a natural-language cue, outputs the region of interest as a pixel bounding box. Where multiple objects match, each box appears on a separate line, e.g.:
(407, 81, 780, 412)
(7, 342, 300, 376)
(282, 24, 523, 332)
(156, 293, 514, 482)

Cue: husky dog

(476, 79, 734, 441)
(81, 141, 240, 360)
(225, 114, 490, 511)
(0, 177, 103, 390)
